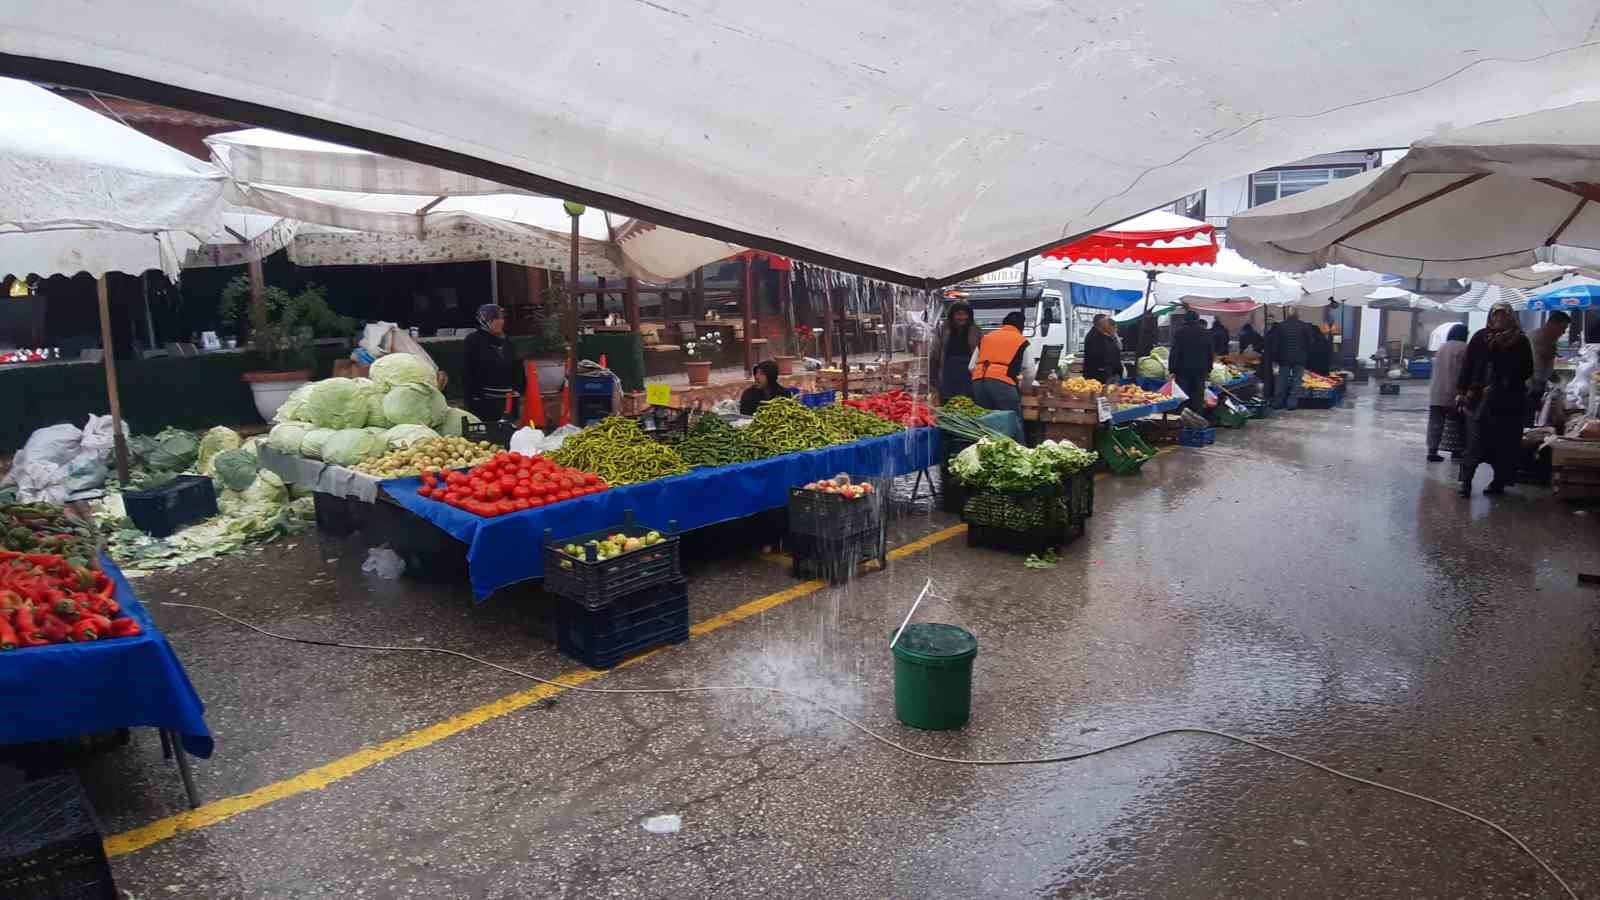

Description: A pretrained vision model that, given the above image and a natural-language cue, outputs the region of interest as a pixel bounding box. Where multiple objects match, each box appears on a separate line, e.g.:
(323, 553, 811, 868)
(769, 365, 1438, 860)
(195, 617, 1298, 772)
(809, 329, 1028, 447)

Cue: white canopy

(6, 4, 1600, 284)
(205, 129, 740, 283)
(0, 78, 226, 279)
(1229, 101, 1600, 278)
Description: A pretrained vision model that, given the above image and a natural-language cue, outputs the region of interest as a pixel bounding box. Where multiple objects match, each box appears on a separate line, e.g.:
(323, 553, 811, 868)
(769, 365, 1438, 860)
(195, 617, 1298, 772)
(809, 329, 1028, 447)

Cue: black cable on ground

(163, 601, 1579, 900)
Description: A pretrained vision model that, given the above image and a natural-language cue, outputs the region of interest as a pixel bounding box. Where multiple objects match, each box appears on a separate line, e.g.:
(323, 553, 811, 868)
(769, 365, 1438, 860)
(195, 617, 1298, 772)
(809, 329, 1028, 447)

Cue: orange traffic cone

(522, 361, 546, 429)
(557, 381, 572, 428)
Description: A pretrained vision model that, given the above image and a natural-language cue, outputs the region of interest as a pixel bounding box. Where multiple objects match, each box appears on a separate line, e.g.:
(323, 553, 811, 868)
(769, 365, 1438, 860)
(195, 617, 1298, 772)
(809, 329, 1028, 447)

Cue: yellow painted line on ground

(105, 522, 970, 859)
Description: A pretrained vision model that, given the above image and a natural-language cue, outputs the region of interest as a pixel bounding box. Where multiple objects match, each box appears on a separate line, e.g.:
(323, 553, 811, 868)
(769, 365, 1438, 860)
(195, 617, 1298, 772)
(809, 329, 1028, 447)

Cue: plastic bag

(1568, 343, 1598, 408)
(509, 426, 544, 457)
(13, 460, 68, 504)
(362, 547, 405, 580)
(79, 414, 126, 455)
(3, 423, 84, 486)
(535, 424, 581, 454)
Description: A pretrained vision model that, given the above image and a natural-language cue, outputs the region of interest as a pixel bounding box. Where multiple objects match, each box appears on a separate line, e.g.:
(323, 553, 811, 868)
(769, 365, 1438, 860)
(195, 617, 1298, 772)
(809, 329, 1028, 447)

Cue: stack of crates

(1096, 425, 1156, 474)
(574, 373, 616, 426)
(0, 775, 118, 900)
(543, 511, 686, 669)
(963, 470, 1093, 554)
(787, 483, 887, 583)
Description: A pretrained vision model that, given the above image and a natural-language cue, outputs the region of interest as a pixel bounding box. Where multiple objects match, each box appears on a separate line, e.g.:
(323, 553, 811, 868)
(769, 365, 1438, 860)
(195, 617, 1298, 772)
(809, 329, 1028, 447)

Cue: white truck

(936, 282, 1078, 385)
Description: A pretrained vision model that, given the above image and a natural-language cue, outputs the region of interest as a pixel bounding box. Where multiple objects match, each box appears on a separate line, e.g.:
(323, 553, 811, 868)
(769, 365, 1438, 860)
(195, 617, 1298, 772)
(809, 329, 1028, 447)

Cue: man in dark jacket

(1168, 310, 1214, 414)
(1304, 320, 1332, 376)
(1266, 309, 1308, 410)
(1081, 313, 1122, 385)
(1209, 318, 1230, 355)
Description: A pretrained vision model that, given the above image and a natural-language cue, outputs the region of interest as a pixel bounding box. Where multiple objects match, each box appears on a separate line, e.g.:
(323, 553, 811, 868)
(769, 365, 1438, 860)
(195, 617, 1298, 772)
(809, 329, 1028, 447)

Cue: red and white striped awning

(1042, 211, 1218, 267)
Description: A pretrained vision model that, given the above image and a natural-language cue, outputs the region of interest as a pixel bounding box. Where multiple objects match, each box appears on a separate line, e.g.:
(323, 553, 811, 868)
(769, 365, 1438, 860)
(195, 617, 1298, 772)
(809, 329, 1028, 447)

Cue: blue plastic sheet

(1110, 397, 1183, 424)
(383, 428, 940, 600)
(0, 557, 213, 757)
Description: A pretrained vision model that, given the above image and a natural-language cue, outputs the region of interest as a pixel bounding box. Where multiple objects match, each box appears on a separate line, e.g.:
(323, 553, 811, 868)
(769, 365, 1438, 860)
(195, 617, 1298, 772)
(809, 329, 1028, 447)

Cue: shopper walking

(930, 300, 980, 401)
(1457, 302, 1534, 497)
(970, 311, 1030, 414)
(1168, 310, 1214, 415)
(1266, 308, 1308, 410)
(1081, 313, 1122, 385)
(1426, 324, 1469, 462)
(462, 303, 526, 424)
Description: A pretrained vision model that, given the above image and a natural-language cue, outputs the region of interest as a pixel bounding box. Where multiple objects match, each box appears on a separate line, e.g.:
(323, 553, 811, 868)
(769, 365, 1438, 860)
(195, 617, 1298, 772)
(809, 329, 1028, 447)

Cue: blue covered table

(1110, 397, 1183, 424)
(0, 557, 212, 806)
(383, 428, 940, 600)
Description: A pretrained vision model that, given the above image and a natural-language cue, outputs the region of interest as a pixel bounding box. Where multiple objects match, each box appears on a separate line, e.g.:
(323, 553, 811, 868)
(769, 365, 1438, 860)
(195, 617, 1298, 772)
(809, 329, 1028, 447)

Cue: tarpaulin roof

(6, 4, 1600, 285)
(0, 77, 226, 278)
(1042, 211, 1219, 267)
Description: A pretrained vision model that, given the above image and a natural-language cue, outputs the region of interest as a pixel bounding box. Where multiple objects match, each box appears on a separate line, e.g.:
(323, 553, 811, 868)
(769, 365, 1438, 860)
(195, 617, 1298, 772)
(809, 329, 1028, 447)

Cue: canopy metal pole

(1018, 257, 1030, 321)
(742, 254, 755, 373)
(246, 255, 267, 334)
(140, 272, 158, 352)
(779, 268, 797, 356)
(566, 205, 582, 421)
(96, 275, 131, 484)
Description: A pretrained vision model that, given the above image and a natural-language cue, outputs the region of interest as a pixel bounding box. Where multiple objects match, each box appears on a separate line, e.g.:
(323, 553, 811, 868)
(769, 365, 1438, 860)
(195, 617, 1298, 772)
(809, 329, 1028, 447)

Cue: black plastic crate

(557, 579, 689, 669)
(0, 775, 117, 900)
(636, 405, 691, 443)
(543, 511, 681, 610)
(788, 485, 883, 538)
(966, 517, 1085, 555)
(312, 491, 358, 536)
(462, 420, 518, 447)
(371, 492, 470, 583)
(1068, 469, 1095, 520)
(790, 527, 887, 584)
(938, 461, 969, 515)
(122, 474, 217, 537)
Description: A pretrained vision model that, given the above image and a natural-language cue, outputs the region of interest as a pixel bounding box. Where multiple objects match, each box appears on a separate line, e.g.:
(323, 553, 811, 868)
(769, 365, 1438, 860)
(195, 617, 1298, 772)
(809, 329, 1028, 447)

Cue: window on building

(1250, 166, 1364, 206)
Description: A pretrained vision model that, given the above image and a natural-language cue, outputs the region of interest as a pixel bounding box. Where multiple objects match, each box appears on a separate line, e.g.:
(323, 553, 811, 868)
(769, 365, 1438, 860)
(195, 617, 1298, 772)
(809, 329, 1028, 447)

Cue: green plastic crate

(1096, 425, 1155, 475)
(1215, 403, 1249, 429)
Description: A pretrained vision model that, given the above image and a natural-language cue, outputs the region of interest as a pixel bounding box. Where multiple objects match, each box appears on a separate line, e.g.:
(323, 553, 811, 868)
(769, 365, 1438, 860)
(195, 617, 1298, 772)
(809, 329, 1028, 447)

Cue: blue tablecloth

(384, 428, 940, 600)
(976, 410, 1023, 442)
(0, 557, 213, 757)
(1111, 397, 1183, 424)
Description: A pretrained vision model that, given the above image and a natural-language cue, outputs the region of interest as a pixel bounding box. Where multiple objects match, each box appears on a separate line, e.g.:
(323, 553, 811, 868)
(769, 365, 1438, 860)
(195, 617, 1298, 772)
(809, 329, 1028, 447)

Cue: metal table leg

(164, 729, 201, 809)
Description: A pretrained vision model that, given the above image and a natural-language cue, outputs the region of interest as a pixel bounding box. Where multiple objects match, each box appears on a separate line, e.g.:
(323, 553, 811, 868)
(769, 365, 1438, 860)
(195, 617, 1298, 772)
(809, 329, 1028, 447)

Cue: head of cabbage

(147, 428, 200, 473)
(321, 429, 387, 467)
(369, 352, 436, 390)
(273, 382, 315, 424)
(1136, 355, 1167, 379)
(268, 422, 311, 454)
(196, 426, 242, 474)
(435, 407, 480, 438)
(299, 427, 337, 460)
(302, 378, 368, 429)
(382, 382, 448, 427)
(211, 448, 260, 492)
(364, 388, 393, 429)
(384, 424, 439, 449)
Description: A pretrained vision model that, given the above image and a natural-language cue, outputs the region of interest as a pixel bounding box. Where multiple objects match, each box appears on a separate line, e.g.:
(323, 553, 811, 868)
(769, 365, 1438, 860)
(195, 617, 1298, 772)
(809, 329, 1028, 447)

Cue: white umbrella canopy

(8, 3, 1600, 284)
(1230, 101, 1600, 279)
(1445, 282, 1531, 312)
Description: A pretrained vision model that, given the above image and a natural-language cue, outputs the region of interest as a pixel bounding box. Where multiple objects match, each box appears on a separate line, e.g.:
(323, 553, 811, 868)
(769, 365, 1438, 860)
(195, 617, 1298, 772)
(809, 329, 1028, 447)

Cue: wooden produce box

(1553, 466, 1600, 502)
(1549, 438, 1600, 468)
(1021, 391, 1100, 425)
(1041, 421, 1098, 448)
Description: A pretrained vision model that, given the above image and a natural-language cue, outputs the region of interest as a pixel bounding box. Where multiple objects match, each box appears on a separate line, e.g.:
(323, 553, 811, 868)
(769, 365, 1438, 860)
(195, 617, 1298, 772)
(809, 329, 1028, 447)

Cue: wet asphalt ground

(42, 388, 1600, 898)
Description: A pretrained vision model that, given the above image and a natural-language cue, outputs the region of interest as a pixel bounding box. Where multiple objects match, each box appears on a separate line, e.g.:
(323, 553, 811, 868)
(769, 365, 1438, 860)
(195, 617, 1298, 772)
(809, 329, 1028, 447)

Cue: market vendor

(1081, 313, 1122, 385)
(970, 311, 1029, 414)
(463, 303, 526, 423)
(1168, 310, 1213, 415)
(930, 300, 980, 400)
(1529, 311, 1570, 403)
(740, 360, 785, 414)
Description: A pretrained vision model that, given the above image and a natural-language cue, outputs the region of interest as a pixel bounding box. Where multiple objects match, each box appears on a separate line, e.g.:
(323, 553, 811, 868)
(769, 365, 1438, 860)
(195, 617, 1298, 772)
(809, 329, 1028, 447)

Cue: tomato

(529, 497, 545, 508)
(583, 473, 598, 485)
(514, 499, 530, 511)
(487, 484, 503, 500)
(557, 490, 572, 501)
(513, 484, 531, 499)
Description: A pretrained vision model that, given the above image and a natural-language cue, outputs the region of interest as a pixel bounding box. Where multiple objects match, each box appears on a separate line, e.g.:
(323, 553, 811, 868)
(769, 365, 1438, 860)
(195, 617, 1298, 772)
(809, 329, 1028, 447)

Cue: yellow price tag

(645, 383, 672, 406)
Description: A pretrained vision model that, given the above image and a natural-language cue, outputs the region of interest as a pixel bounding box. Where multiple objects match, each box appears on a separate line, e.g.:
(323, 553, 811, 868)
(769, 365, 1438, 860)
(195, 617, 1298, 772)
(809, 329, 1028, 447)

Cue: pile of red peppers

(841, 390, 935, 428)
(0, 551, 140, 649)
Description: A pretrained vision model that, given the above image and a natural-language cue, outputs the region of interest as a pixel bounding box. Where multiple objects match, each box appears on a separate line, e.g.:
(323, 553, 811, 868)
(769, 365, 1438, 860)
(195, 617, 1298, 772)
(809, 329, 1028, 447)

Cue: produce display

(353, 436, 499, 478)
(0, 503, 100, 570)
(1302, 372, 1340, 390)
(271, 360, 475, 468)
(741, 397, 851, 455)
(416, 451, 609, 517)
(1136, 347, 1169, 379)
(0, 551, 139, 649)
(556, 529, 666, 562)
(1114, 384, 1167, 408)
(548, 417, 691, 485)
(1058, 377, 1104, 396)
(815, 403, 904, 439)
(939, 395, 989, 416)
(841, 390, 934, 428)
(801, 473, 874, 500)
(950, 437, 1097, 492)
(670, 414, 761, 468)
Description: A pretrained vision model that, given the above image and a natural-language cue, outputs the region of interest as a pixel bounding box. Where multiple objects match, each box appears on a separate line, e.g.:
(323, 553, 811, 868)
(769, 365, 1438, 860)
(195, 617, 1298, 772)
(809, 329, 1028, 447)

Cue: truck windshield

(962, 298, 1060, 335)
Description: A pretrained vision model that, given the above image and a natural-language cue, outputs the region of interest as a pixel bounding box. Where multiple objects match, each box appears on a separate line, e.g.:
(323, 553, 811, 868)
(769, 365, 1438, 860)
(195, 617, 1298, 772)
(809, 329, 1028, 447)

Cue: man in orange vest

(970, 311, 1030, 414)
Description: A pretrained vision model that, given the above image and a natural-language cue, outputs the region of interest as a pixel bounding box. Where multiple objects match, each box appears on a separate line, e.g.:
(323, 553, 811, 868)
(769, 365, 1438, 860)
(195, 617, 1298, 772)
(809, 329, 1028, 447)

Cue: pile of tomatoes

(415, 452, 609, 517)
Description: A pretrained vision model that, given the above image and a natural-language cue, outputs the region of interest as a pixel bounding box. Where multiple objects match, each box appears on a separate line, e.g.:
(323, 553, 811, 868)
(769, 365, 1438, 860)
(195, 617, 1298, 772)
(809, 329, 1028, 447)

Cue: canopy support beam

(624, 277, 640, 331)
(566, 210, 580, 422)
(96, 275, 131, 484)
(743, 255, 755, 373)
(1329, 174, 1487, 246)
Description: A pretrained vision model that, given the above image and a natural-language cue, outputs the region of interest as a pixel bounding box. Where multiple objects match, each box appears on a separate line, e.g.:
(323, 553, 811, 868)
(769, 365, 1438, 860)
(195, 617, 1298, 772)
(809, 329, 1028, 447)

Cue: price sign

(645, 383, 672, 406)
(1095, 397, 1113, 422)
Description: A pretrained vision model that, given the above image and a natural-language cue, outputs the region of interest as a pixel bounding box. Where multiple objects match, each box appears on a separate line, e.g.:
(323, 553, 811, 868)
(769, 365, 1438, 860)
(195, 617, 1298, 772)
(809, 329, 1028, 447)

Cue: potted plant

(219, 276, 353, 421)
(682, 329, 723, 386)
(527, 286, 571, 396)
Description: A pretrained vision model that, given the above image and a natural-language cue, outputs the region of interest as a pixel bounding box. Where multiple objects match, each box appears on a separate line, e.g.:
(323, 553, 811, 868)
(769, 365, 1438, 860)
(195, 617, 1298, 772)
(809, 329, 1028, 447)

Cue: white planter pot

(246, 375, 310, 422)
(533, 357, 567, 395)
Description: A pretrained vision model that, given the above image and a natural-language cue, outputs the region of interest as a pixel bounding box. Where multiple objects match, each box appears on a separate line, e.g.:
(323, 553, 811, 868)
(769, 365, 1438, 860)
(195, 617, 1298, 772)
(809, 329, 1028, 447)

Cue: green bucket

(892, 623, 978, 730)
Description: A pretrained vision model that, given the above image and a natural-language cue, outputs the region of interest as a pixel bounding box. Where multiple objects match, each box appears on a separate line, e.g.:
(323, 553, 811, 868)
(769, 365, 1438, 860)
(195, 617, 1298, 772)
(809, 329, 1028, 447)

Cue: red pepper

(109, 617, 142, 638)
(0, 615, 17, 650)
(81, 613, 113, 635)
(37, 613, 71, 643)
(11, 605, 47, 646)
(51, 596, 77, 619)
(70, 618, 99, 642)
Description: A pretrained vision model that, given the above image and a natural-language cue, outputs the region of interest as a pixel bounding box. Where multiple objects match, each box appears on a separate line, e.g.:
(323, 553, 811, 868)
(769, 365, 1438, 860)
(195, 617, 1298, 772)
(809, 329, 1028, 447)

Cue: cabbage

(239, 436, 262, 457)
(273, 383, 315, 423)
(1151, 346, 1170, 362)
(1136, 355, 1166, 379)
(368, 352, 436, 390)
(219, 468, 288, 516)
(212, 448, 260, 492)
(321, 428, 386, 467)
(299, 427, 336, 460)
(196, 426, 242, 474)
(147, 428, 200, 472)
(364, 388, 393, 429)
(436, 407, 480, 437)
(268, 422, 311, 454)
(1208, 363, 1230, 385)
(302, 377, 368, 429)
(384, 424, 439, 448)
(383, 382, 449, 426)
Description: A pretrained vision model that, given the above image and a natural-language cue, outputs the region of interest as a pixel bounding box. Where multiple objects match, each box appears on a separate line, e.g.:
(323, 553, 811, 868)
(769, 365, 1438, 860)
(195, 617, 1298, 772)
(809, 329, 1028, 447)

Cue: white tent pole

(97, 275, 131, 484)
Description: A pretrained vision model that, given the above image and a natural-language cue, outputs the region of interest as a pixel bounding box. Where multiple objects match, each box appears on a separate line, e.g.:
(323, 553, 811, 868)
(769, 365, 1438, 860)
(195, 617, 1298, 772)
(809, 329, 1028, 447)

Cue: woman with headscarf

(462, 303, 527, 423)
(929, 300, 980, 400)
(740, 359, 785, 414)
(1456, 303, 1533, 496)
(1426, 323, 1469, 462)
